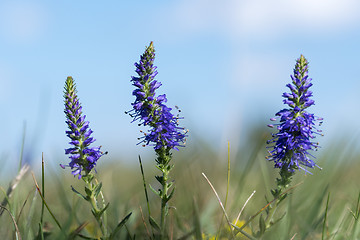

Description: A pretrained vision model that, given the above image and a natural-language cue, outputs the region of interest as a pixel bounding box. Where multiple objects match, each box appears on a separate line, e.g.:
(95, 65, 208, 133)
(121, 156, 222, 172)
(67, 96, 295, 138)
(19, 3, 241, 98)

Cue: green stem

(95, 178, 108, 237)
(265, 166, 294, 230)
(160, 169, 169, 238)
(40, 153, 45, 225)
(264, 204, 278, 229)
(156, 147, 173, 239)
(84, 177, 107, 237)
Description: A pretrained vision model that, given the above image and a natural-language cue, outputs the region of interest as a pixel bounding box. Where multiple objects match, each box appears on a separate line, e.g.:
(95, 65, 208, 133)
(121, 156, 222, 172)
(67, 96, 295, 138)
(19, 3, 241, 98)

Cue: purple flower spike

(267, 55, 323, 173)
(127, 42, 187, 150)
(63, 76, 104, 178)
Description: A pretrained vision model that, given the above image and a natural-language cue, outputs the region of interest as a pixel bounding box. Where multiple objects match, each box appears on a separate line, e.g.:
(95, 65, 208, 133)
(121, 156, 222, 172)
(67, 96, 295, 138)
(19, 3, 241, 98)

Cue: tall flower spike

(127, 42, 187, 150)
(266, 55, 323, 173)
(128, 41, 188, 238)
(62, 76, 103, 179)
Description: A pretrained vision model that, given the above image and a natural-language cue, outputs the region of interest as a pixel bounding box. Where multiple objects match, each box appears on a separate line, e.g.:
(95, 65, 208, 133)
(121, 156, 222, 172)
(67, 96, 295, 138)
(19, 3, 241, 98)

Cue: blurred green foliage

(0, 129, 360, 239)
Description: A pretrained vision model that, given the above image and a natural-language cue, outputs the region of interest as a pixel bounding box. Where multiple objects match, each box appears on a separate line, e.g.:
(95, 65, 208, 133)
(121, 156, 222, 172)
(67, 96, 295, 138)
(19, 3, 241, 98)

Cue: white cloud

(0, 2, 48, 43)
(169, 0, 360, 39)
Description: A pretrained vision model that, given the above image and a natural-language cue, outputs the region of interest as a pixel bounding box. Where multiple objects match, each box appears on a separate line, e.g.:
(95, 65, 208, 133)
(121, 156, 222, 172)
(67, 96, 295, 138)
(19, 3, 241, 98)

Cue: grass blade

(0, 164, 30, 216)
(0, 204, 22, 240)
(31, 172, 63, 232)
(193, 198, 202, 239)
(138, 155, 154, 237)
(234, 190, 256, 227)
(232, 182, 303, 238)
(322, 192, 330, 240)
(202, 172, 235, 239)
(216, 141, 232, 238)
(109, 212, 132, 239)
(40, 153, 45, 237)
(18, 122, 26, 172)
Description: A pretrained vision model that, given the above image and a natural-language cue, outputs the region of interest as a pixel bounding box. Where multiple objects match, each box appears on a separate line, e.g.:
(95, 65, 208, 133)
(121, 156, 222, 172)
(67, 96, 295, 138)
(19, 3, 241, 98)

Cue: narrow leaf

(97, 202, 110, 219)
(167, 187, 175, 203)
(71, 186, 87, 201)
(93, 182, 103, 198)
(109, 212, 132, 239)
(259, 214, 266, 236)
(192, 198, 202, 240)
(322, 192, 330, 240)
(84, 186, 92, 198)
(149, 184, 160, 197)
(149, 216, 160, 232)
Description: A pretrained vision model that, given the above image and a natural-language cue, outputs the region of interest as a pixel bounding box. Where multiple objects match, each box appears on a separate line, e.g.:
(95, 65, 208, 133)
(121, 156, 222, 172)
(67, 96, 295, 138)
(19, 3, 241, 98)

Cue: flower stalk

(62, 76, 108, 237)
(128, 42, 187, 239)
(261, 55, 323, 236)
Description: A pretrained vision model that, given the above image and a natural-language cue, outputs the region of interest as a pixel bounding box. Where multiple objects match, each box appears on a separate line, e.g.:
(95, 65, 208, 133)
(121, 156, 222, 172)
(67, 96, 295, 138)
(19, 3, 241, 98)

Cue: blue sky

(0, 0, 360, 169)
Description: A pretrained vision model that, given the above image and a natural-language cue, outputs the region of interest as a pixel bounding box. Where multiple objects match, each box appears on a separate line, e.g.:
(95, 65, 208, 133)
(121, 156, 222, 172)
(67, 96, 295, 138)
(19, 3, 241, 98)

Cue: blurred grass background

(0, 126, 360, 239)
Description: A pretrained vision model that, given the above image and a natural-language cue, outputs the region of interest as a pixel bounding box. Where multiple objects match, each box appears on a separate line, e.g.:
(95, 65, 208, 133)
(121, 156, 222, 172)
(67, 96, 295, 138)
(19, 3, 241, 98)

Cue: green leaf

(91, 208, 96, 218)
(109, 212, 132, 240)
(192, 199, 202, 240)
(322, 192, 331, 240)
(149, 184, 160, 197)
(259, 214, 266, 236)
(84, 186, 92, 198)
(166, 187, 175, 202)
(71, 186, 87, 201)
(82, 174, 94, 183)
(167, 181, 173, 189)
(271, 212, 286, 227)
(350, 211, 357, 219)
(93, 182, 103, 198)
(149, 216, 160, 232)
(155, 175, 163, 184)
(98, 203, 110, 218)
(36, 222, 44, 240)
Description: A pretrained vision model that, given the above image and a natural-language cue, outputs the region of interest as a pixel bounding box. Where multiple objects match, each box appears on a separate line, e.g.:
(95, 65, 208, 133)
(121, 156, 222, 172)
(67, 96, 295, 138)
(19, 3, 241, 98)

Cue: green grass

(1, 132, 360, 239)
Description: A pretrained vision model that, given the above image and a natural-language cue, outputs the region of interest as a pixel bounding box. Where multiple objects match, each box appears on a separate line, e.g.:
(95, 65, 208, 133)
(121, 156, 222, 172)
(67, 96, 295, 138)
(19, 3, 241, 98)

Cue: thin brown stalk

(31, 172, 62, 230)
(0, 204, 21, 240)
(16, 187, 36, 222)
(139, 206, 151, 239)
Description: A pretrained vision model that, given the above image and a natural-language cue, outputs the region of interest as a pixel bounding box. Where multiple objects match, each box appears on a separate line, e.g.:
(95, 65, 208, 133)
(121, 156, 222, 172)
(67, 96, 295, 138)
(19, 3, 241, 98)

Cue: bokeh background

(0, 0, 360, 173)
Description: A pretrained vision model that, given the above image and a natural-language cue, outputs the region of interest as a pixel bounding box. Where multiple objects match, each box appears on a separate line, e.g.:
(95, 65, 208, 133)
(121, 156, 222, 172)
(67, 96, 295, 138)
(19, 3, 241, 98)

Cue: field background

(1, 128, 360, 239)
(1, 1, 360, 239)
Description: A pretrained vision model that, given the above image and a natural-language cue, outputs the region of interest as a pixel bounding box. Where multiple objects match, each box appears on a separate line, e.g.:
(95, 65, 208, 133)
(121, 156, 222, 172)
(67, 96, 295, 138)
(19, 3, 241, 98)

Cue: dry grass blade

(139, 206, 151, 239)
(233, 181, 303, 235)
(0, 164, 30, 216)
(234, 190, 256, 227)
(202, 172, 235, 239)
(0, 204, 22, 240)
(290, 233, 297, 240)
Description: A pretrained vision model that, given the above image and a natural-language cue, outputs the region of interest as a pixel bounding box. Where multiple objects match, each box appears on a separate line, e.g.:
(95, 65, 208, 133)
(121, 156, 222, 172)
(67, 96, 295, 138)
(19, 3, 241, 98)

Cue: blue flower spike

(127, 41, 187, 151)
(62, 76, 114, 238)
(62, 76, 104, 179)
(127, 42, 187, 238)
(267, 54, 323, 174)
(257, 55, 324, 237)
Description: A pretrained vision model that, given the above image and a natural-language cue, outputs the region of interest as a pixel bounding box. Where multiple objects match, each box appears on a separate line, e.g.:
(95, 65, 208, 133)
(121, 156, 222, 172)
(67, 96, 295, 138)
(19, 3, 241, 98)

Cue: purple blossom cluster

(128, 42, 187, 150)
(267, 55, 323, 173)
(62, 76, 103, 178)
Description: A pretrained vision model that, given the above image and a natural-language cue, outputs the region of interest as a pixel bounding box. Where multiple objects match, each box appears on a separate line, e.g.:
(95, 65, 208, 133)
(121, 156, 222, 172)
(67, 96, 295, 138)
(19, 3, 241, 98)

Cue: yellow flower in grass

(230, 220, 252, 239)
(202, 220, 252, 240)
